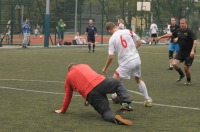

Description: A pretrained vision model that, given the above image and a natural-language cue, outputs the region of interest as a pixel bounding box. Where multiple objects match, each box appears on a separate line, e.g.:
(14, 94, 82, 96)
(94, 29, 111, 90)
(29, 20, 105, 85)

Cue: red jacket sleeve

(61, 79, 73, 113)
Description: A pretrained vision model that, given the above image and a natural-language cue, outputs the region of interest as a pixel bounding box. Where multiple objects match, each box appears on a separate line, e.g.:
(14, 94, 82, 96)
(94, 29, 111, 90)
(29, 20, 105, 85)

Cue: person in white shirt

(150, 21, 158, 45)
(166, 23, 171, 34)
(118, 18, 125, 30)
(74, 32, 86, 45)
(33, 28, 39, 39)
(102, 22, 152, 107)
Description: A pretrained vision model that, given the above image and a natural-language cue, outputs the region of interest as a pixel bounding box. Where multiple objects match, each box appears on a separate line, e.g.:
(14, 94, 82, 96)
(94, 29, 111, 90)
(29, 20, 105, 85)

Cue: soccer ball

(111, 93, 120, 104)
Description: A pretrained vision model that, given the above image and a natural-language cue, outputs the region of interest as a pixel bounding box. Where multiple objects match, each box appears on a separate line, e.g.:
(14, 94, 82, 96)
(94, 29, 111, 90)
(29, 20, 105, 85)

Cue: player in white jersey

(150, 21, 158, 45)
(102, 22, 152, 107)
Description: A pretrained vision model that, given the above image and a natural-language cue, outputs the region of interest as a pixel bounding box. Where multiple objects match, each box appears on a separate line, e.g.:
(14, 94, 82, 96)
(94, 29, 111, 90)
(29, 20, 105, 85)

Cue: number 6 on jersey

(120, 35, 128, 48)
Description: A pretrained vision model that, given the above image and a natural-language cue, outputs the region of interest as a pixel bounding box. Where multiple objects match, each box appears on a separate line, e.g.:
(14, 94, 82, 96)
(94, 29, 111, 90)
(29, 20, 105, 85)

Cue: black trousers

(87, 77, 132, 123)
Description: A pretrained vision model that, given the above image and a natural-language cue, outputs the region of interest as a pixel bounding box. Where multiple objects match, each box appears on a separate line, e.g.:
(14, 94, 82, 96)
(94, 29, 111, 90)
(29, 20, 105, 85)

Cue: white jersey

(167, 24, 171, 34)
(118, 23, 125, 29)
(109, 29, 140, 67)
(150, 23, 158, 34)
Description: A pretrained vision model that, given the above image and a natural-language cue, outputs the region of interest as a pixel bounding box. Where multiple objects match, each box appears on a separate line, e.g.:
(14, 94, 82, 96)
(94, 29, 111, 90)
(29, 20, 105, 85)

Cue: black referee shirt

(86, 25, 97, 38)
(172, 28, 197, 53)
(170, 24, 180, 42)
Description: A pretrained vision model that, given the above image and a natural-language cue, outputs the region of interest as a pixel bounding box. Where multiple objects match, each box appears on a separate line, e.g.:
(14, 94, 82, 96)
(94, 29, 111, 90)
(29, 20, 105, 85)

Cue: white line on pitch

(0, 79, 64, 83)
(0, 85, 200, 111)
(0, 79, 143, 96)
(0, 86, 64, 95)
(127, 90, 143, 95)
(133, 101, 200, 111)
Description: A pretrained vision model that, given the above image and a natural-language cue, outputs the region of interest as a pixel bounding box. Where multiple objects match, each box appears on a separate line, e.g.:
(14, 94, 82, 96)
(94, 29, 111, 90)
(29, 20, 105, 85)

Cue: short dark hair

(67, 63, 77, 71)
(106, 22, 116, 30)
(180, 18, 188, 24)
(171, 17, 176, 20)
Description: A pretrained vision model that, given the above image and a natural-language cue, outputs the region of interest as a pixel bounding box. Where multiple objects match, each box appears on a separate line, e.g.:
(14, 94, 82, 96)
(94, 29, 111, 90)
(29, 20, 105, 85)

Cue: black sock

(88, 44, 91, 51)
(93, 44, 95, 50)
(175, 67, 184, 76)
(187, 77, 191, 82)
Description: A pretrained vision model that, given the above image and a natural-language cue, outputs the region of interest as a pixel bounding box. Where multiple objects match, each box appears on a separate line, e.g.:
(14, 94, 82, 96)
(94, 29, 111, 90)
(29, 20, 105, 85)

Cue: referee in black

(85, 19, 97, 53)
(157, 18, 198, 85)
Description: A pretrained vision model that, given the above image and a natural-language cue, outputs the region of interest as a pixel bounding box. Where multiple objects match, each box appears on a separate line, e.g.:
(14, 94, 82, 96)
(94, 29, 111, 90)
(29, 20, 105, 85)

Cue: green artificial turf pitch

(0, 45, 200, 132)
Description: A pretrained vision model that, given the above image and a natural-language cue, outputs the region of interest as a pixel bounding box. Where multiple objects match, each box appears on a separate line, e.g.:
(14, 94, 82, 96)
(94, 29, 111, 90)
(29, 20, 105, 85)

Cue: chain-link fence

(0, 0, 200, 46)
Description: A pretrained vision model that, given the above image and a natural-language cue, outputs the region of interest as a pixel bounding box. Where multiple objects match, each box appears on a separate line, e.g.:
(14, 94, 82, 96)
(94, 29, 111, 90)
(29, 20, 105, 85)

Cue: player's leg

(152, 37, 155, 45)
(87, 37, 92, 53)
(61, 32, 64, 46)
(168, 42, 175, 70)
(100, 77, 132, 104)
(92, 37, 95, 52)
(22, 33, 26, 48)
(149, 34, 154, 45)
(26, 33, 30, 47)
(57, 32, 61, 46)
(172, 54, 185, 82)
(111, 71, 122, 103)
(113, 71, 122, 81)
(184, 56, 194, 85)
(87, 86, 132, 125)
(168, 50, 174, 70)
(22, 33, 29, 48)
(128, 57, 152, 106)
(184, 65, 191, 85)
(134, 76, 152, 107)
(154, 33, 158, 45)
(87, 90, 115, 122)
(175, 43, 180, 54)
(133, 59, 152, 106)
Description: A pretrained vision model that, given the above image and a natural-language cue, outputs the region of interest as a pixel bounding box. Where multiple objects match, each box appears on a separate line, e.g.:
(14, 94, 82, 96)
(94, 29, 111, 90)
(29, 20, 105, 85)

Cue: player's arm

(156, 33, 172, 42)
(94, 27, 97, 36)
(135, 39, 142, 48)
(55, 81, 73, 114)
(22, 22, 26, 28)
(85, 27, 88, 36)
(190, 40, 198, 58)
(102, 54, 114, 74)
(28, 23, 31, 29)
(102, 39, 115, 73)
(131, 31, 141, 48)
(149, 25, 152, 34)
(57, 22, 62, 28)
(189, 30, 198, 58)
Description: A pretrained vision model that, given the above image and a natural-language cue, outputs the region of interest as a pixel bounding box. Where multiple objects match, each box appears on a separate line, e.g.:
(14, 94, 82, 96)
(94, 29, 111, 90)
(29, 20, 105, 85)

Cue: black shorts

(175, 52, 194, 67)
(87, 37, 95, 43)
(151, 34, 157, 37)
(58, 31, 64, 40)
(86, 77, 131, 115)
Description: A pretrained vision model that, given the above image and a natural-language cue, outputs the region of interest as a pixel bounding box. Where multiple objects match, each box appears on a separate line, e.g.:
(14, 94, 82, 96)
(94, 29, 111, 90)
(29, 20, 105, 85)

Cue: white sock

(138, 81, 150, 100)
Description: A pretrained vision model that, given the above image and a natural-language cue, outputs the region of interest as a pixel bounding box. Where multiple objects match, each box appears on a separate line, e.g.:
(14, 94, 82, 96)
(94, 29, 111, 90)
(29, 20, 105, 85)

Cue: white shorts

(115, 57, 141, 79)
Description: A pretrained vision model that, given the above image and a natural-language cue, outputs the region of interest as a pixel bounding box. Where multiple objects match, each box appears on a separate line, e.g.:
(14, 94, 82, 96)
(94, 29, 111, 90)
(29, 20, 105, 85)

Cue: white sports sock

(138, 81, 150, 100)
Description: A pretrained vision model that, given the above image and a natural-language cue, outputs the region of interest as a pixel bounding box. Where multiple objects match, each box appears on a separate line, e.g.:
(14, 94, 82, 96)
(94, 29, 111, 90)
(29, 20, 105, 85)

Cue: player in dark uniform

(85, 19, 97, 53)
(167, 17, 180, 70)
(157, 18, 198, 85)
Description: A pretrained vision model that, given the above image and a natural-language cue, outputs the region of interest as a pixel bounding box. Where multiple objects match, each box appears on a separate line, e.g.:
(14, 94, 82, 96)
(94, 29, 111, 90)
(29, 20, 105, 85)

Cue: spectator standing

(21, 18, 31, 48)
(149, 21, 158, 45)
(57, 17, 66, 46)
